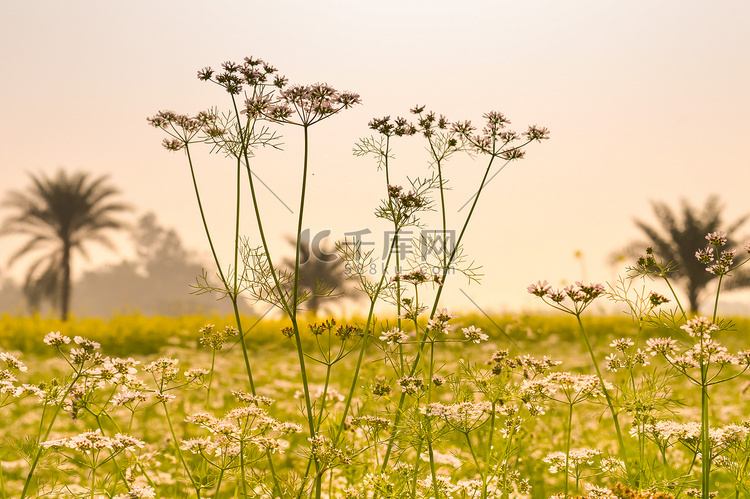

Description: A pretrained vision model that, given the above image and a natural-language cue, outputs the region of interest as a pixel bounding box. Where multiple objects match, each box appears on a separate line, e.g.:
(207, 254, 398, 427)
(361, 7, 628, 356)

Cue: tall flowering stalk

(148, 57, 548, 498)
(148, 58, 285, 397)
(150, 57, 360, 499)
(358, 109, 548, 480)
(634, 231, 750, 499)
(245, 78, 360, 499)
(528, 280, 633, 484)
(534, 371, 609, 496)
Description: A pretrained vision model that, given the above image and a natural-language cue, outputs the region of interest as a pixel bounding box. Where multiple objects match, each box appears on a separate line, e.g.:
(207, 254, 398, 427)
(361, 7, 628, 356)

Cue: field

(4, 55, 750, 499)
(2, 312, 750, 498)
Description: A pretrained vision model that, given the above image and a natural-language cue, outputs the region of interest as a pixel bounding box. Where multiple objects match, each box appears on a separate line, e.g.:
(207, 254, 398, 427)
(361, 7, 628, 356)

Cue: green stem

(282, 124, 319, 498)
(20, 375, 82, 499)
(186, 142, 257, 394)
(333, 237, 398, 445)
(207, 349, 216, 406)
(465, 432, 486, 490)
(379, 148, 503, 476)
(292, 125, 310, 315)
(214, 467, 224, 497)
(712, 275, 723, 323)
(163, 401, 201, 498)
(662, 276, 686, 319)
(92, 414, 129, 491)
(185, 144, 228, 289)
(436, 159, 447, 269)
(240, 438, 248, 498)
(90, 461, 96, 499)
(483, 403, 497, 499)
(639, 425, 646, 490)
(575, 314, 630, 481)
(701, 366, 710, 499)
(317, 364, 332, 429)
(429, 155, 495, 319)
(228, 96, 301, 496)
(0, 455, 6, 499)
(427, 438, 441, 499)
(231, 158, 257, 395)
(564, 403, 573, 498)
(265, 449, 282, 498)
(410, 440, 423, 499)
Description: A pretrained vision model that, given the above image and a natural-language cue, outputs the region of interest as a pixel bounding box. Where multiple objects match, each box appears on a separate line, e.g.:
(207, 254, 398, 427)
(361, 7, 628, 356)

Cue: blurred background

(1, 0, 749, 318)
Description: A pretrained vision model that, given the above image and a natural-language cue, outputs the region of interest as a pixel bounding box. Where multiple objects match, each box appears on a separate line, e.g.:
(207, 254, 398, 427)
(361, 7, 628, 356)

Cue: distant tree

(133, 212, 194, 277)
(73, 212, 228, 316)
(130, 212, 227, 314)
(0, 170, 130, 320)
(618, 195, 749, 312)
(0, 275, 25, 314)
(281, 230, 357, 314)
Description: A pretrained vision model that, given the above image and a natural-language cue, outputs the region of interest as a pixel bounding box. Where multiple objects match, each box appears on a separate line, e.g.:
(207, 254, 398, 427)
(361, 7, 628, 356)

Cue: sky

(1, 0, 749, 315)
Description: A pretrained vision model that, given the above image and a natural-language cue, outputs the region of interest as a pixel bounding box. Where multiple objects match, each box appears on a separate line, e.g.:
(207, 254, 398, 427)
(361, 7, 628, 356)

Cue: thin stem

(662, 276, 686, 319)
(0, 456, 6, 499)
(185, 143, 257, 393)
(712, 275, 724, 323)
(701, 364, 710, 499)
(185, 144, 228, 288)
(483, 403, 497, 499)
(575, 314, 631, 482)
(282, 124, 319, 498)
(465, 432, 486, 489)
(206, 349, 216, 406)
(317, 364, 332, 429)
(231, 159, 257, 395)
(436, 159, 447, 269)
(240, 438, 248, 498)
(333, 236, 398, 444)
(163, 401, 201, 498)
(292, 125, 311, 314)
(427, 438, 441, 499)
(410, 440, 423, 499)
(564, 403, 573, 498)
(265, 449, 282, 497)
(213, 467, 225, 497)
(430, 155, 495, 319)
(90, 461, 96, 499)
(92, 413, 129, 491)
(20, 375, 82, 499)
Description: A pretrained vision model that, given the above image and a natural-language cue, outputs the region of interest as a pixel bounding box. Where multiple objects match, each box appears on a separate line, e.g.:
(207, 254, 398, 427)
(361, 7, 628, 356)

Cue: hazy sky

(1, 1, 749, 314)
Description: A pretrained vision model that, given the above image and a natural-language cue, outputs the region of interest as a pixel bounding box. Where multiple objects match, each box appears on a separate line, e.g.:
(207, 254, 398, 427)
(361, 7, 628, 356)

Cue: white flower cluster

(636, 419, 750, 450)
(543, 448, 601, 474)
(42, 429, 144, 454)
(646, 317, 750, 370)
(379, 327, 409, 346)
(112, 484, 156, 499)
(183, 400, 302, 458)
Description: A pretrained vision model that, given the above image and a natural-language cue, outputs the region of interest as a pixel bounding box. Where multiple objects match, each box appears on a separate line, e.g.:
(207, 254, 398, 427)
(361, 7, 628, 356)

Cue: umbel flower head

(528, 280, 606, 314)
(245, 82, 361, 126)
(452, 110, 549, 157)
(369, 116, 416, 137)
(146, 110, 212, 151)
(197, 56, 287, 95)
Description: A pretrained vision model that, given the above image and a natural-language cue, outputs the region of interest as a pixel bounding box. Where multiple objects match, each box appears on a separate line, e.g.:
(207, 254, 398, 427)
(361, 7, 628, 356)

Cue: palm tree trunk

(61, 241, 71, 321)
(688, 288, 699, 315)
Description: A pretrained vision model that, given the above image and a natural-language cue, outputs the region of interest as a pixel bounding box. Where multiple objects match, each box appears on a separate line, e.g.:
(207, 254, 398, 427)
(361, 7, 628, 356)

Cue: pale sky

(1, 1, 749, 315)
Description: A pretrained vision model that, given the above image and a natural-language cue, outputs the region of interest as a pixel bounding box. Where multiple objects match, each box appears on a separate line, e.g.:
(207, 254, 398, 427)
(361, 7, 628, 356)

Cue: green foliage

(0, 314, 289, 358)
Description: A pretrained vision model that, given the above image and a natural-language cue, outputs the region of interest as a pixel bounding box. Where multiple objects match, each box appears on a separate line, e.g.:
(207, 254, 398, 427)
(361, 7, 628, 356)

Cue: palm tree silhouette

(621, 195, 748, 313)
(1, 170, 130, 319)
